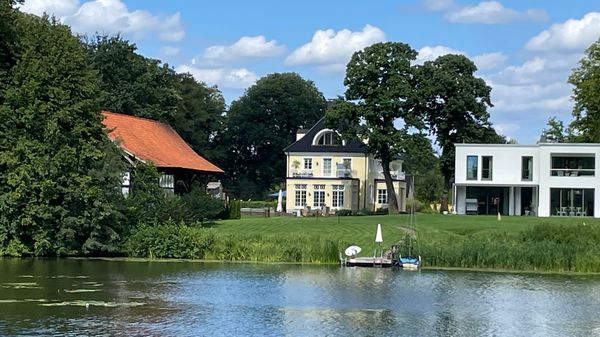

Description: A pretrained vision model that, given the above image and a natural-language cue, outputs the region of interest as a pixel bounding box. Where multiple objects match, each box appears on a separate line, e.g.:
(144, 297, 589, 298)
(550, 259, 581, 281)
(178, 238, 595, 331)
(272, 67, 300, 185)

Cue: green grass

(207, 214, 600, 271)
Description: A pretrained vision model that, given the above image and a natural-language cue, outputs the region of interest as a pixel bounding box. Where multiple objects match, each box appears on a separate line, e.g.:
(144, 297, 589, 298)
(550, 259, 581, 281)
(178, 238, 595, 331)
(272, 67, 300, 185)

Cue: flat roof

(455, 143, 600, 147)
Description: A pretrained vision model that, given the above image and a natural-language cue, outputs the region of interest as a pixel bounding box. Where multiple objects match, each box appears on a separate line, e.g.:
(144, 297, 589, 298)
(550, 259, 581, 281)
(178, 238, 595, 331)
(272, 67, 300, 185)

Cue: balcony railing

(551, 169, 595, 177)
(291, 170, 313, 178)
(376, 170, 406, 180)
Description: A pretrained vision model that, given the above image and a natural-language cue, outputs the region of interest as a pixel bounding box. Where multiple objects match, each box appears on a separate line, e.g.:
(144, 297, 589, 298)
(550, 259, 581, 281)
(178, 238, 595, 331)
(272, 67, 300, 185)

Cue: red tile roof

(101, 111, 223, 173)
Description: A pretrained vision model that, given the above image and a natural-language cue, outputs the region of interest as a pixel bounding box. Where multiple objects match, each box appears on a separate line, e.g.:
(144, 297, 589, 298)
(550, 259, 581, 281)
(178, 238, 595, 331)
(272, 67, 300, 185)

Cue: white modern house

(454, 143, 600, 217)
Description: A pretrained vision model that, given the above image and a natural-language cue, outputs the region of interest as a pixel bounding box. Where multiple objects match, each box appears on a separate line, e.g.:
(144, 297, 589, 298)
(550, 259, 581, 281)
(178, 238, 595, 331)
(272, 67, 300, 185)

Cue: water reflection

(2, 259, 600, 336)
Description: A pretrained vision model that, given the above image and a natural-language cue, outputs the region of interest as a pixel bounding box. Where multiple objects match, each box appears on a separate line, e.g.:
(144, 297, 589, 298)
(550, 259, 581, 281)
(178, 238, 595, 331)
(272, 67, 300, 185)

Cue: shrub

(227, 200, 241, 219)
(335, 209, 354, 216)
(181, 186, 226, 221)
(125, 220, 215, 259)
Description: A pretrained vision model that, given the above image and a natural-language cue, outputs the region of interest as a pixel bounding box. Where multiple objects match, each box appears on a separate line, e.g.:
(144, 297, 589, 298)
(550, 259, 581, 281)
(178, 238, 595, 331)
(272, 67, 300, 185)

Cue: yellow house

(284, 118, 407, 214)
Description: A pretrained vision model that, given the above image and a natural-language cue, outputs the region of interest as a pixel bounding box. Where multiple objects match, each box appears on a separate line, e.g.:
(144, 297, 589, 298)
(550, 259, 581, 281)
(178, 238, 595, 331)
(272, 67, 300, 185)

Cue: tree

(569, 38, 600, 142)
(84, 35, 180, 121)
(0, 0, 20, 89)
(400, 132, 443, 204)
(169, 73, 226, 161)
(0, 14, 125, 256)
(327, 42, 419, 213)
(224, 73, 326, 198)
(415, 54, 502, 212)
(542, 116, 570, 143)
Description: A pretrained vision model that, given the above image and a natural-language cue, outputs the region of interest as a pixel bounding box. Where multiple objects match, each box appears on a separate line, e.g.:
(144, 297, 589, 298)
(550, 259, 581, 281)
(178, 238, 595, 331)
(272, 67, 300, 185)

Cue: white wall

(455, 144, 539, 186)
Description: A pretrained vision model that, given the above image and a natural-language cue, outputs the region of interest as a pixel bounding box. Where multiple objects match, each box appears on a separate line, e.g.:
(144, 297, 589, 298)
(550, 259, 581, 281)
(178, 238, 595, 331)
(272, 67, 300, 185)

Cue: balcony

(376, 170, 406, 180)
(291, 169, 313, 178)
(551, 155, 595, 177)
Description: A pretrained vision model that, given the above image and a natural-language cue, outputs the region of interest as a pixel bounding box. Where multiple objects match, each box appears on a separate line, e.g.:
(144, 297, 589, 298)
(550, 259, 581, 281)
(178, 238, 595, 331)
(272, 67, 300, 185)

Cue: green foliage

(205, 233, 348, 263)
(0, 0, 20, 88)
(169, 72, 226, 162)
(180, 185, 226, 221)
(335, 209, 355, 216)
(227, 200, 241, 220)
(569, 38, 600, 142)
(328, 42, 419, 213)
(542, 116, 571, 143)
(224, 73, 326, 199)
(84, 35, 180, 121)
(125, 220, 216, 259)
(0, 14, 125, 256)
(400, 132, 443, 203)
(415, 54, 503, 192)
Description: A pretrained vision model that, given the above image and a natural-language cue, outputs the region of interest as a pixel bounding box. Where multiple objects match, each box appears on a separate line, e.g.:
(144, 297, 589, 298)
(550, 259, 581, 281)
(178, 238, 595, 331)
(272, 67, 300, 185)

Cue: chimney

(296, 129, 307, 141)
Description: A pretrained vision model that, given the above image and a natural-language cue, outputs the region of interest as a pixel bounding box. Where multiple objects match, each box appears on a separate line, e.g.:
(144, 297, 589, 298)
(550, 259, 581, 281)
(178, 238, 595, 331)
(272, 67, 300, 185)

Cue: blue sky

(20, 0, 600, 143)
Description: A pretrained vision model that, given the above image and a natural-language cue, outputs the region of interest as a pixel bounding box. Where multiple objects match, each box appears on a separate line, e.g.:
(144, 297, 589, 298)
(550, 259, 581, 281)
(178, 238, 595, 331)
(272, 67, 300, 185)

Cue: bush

(181, 186, 226, 221)
(125, 220, 215, 259)
(227, 200, 241, 219)
(335, 209, 354, 216)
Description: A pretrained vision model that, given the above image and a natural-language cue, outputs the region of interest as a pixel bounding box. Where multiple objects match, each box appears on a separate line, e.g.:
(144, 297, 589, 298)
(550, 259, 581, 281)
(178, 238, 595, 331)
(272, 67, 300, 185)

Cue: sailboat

(397, 179, 421, 269)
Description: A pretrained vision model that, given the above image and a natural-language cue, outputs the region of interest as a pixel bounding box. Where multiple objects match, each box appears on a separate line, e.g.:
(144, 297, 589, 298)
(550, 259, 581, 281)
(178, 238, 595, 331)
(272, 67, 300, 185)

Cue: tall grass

(205, 233, 349, 263)
(419, 223, 600, 272)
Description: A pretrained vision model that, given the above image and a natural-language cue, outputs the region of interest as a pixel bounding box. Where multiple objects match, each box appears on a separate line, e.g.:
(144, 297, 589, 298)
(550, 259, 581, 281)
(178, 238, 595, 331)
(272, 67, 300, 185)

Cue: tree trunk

(381, 157, 399, 214)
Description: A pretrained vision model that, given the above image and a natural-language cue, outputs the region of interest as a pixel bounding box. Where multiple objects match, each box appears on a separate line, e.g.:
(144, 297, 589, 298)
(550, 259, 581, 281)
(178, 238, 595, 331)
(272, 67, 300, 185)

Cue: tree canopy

(0, 14, 125, 256)
(224, 72, 326, 198)
(415, 54, 503, 210)
(569, 38, 600, 142)
(84, 35, 180, 121)
(327, 42, 419, 213)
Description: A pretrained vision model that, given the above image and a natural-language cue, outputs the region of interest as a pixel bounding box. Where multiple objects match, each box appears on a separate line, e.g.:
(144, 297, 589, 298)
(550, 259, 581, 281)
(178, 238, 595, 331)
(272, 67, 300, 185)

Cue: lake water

(1, 259, 600, 336)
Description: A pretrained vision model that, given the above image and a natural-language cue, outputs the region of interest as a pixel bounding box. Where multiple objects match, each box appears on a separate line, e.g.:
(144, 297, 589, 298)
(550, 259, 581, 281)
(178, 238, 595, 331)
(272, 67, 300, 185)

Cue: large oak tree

(327, 42, 419, 213)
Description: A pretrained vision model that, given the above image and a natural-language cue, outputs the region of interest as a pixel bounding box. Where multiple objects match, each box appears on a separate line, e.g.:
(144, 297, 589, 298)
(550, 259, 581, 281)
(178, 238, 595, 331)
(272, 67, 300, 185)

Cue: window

(159, 174, 175, 194)
(377, 189, 388, 204)
(482, 156, 493, 180)
(316, 131, 342, 145)
(323, 158, 332, 176)
(303, 158, 312, 170)
(467, 156, 478, 180)
(121, 172, 131, 198)
(313, 184, 325, 207)
(332, 185, 345, 208)
(343, 158, 352, 170)
(551, 155, 595, 177)
(522, 156, 533, 180)
(295, 184, 307, 207)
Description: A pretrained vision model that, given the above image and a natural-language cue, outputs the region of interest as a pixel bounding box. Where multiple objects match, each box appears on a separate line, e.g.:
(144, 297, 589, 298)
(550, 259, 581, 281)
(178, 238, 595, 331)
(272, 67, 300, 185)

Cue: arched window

(313, 130, 342, 146)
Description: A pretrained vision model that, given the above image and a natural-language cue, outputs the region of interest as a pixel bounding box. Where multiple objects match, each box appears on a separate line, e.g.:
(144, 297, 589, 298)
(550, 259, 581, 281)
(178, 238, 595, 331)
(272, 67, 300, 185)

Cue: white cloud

(424, 0, 455, 11)
(526, 12, 600, 52)
(175, 65, 257, 89)
(19, 0, 79, 18)
(447, 1, 548, 24)
(473, 52, 507, 70)
(493, 122, 519, 137)
(161, 46, 180, 56)
(20, 0, 185, 42)
(202, 35, 285, 62)
(285, 24, 385, 71)
(415, 45, 465, 64)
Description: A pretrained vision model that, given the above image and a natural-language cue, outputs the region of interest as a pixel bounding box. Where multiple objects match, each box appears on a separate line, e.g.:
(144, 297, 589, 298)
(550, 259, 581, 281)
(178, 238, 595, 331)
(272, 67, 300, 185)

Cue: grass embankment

(205, 214, 600, 272)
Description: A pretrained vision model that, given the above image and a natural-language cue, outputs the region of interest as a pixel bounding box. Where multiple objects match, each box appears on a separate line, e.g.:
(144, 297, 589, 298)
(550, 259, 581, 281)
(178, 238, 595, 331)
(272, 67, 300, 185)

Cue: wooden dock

(341, 256, 394, 268)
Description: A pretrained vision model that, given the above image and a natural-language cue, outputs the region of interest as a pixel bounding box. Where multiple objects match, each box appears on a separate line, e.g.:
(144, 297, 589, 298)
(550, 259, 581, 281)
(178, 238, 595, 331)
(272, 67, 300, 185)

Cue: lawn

(211, 213, 599, 259)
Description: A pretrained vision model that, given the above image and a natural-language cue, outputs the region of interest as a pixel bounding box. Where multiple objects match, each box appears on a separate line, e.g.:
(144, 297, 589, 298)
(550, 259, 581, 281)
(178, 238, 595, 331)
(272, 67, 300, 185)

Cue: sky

(18, 0, 600, 144)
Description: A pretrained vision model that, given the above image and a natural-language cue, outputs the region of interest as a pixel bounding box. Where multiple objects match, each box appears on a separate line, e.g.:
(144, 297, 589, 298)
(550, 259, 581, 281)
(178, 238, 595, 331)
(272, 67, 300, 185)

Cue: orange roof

(101, 111, 223, 173)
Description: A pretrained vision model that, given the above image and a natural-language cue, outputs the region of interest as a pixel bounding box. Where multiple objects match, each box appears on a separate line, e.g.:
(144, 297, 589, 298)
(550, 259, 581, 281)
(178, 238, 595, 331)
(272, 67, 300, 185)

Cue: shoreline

(5, 256, 597, 276)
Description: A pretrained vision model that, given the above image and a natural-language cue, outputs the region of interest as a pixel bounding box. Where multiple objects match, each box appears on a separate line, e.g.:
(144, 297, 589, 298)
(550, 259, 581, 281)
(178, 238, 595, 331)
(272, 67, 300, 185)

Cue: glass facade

(550, 188, 594, 216)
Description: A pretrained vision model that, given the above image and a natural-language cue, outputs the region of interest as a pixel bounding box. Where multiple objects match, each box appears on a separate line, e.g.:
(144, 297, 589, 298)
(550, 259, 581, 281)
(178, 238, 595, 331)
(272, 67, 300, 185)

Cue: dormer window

(313, 129, 343, 146)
